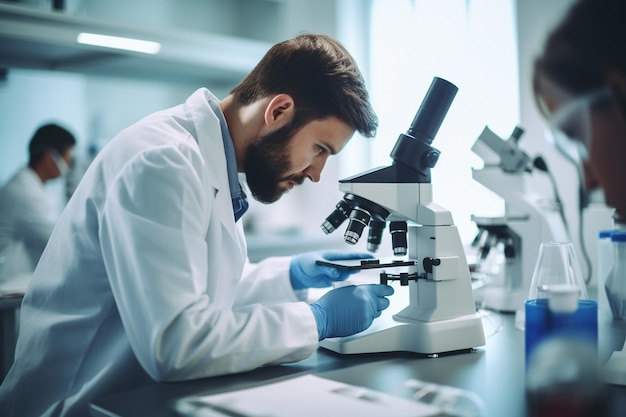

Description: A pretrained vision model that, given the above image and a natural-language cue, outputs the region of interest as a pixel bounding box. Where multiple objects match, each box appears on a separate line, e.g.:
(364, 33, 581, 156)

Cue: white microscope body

(318, 77, 485, 355)
(471, 126, 570, 313)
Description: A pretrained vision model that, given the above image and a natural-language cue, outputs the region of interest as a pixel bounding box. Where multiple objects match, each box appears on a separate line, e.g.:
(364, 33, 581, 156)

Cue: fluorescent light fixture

(77, 32, 161, 54)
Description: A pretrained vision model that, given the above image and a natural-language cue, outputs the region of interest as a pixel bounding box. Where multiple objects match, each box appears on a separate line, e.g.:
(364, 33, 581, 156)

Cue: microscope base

(319, 310, 485, 355)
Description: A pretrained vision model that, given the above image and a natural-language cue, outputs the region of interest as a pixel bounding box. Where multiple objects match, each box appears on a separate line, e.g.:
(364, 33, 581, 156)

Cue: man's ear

(263, 94, 294, 128)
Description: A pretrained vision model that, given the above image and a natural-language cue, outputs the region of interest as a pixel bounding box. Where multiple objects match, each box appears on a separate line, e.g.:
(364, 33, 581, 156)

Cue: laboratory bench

(90, 310, 626, 417)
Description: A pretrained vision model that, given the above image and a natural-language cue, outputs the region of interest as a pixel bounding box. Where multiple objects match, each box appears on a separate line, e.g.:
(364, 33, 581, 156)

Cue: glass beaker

(524, 242, 597, 367)
(606, 231, 626, 319)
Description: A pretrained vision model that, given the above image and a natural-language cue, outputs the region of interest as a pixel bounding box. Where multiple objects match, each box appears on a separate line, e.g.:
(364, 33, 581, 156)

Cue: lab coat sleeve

(99, 145, 318, 382)
(235, 256, 307, 306)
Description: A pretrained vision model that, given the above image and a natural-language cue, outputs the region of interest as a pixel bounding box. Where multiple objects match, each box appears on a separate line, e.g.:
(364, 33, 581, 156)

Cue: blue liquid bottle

(525, 292, 598, 366)
(524, 242, 598, 367)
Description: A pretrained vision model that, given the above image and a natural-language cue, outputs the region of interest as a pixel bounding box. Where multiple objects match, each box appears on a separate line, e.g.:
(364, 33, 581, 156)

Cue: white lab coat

(0, 167, 56, 284)
(0, 88, 319, 417)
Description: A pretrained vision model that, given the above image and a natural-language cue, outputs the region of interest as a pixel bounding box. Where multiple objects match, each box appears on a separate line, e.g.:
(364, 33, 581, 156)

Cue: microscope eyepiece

(390, 77, 458, 177)
(344, 207, 371, 245)
(406, 77, 458, 145)
(390, 221, 408, 256)
(321, 199, 352, 234)
(510, 126, 525, 143)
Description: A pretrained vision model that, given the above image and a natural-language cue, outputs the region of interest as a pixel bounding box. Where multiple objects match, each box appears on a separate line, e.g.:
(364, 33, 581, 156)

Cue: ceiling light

(77, 32, 161, 54)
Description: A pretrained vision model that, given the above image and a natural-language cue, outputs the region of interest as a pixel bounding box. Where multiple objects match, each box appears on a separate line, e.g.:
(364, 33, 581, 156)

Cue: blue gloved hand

(290, 251, 374, 290)
(309, 284, 394, 340)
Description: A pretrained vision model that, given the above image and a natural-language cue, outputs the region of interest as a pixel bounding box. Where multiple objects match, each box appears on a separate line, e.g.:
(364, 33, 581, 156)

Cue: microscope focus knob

(423, 150, 440, 168)
(423, 257, 442, 274)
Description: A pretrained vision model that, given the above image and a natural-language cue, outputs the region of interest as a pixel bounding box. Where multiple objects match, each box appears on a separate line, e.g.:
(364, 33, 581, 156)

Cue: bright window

(357, 0, 520, 244)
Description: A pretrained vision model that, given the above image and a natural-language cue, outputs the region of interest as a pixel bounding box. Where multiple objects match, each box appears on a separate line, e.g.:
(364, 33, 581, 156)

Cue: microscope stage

(316, 258, 415, 271)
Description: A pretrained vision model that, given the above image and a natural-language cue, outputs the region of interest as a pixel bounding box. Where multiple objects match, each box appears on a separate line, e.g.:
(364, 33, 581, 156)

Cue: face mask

(51, 150, 70, 177)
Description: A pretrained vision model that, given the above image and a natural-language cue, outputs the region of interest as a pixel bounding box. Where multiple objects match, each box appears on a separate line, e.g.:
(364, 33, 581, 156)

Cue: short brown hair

(231, 33, 378, 138)
(28, 123, 76, 167)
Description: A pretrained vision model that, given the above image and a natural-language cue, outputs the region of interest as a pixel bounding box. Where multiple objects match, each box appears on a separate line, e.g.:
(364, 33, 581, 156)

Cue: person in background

(530, 1, 626, 415)
(0, 123, 76, 285)
(532, 0, 626, 221)
(0, 34, 394, 417)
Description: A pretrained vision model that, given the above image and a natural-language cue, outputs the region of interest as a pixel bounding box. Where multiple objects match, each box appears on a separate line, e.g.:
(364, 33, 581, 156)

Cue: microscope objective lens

(366, 220, 386, 252)
(344, 230, 361, 245)
(390, 221, 408, 256)
(344, 207, 371, 245)
(320, 199, 352, 234)
(393, 247, 407, 256)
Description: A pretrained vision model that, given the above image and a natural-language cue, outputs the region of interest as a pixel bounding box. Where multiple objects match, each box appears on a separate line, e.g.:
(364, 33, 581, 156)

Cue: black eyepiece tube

(407, 77, 458, 144)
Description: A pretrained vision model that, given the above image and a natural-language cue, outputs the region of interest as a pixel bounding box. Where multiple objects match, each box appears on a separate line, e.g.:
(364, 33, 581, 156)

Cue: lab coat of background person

(0, 34, 394, 417)
(0, 123, 76, 288)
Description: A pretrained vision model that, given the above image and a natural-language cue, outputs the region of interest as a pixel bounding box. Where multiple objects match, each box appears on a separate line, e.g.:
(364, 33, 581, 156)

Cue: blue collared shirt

(208, 100, 249, 222)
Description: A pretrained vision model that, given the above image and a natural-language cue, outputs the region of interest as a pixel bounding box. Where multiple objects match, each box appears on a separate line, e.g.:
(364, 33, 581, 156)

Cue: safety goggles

(546, 87, 614, 164)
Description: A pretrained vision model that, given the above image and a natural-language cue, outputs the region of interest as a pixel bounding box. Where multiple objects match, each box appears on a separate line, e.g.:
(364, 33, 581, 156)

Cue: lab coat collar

(185, 88, 242, 246)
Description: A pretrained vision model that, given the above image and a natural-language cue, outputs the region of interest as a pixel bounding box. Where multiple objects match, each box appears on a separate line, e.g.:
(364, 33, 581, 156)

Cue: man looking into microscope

(0, 34, 394, 417)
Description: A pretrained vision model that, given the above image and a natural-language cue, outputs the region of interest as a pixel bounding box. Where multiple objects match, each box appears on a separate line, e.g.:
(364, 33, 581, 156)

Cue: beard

(244, 121, 306, 204)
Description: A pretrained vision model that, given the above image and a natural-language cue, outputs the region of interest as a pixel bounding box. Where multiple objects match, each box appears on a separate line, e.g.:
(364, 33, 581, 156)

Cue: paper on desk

(176, 374, 442, 417)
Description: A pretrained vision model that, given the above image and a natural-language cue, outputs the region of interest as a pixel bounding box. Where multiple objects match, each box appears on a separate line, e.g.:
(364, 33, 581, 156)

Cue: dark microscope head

(321, 77, 458, 252)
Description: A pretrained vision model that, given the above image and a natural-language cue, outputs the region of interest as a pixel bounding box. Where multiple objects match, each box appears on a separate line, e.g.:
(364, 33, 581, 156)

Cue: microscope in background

(470, 126, 570, 313)
(317, 77, 485, 355)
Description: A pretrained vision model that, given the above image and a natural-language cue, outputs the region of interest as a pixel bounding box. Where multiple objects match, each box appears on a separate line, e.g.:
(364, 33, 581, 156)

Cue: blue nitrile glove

(309, 284, 394, 340)
(290, 251, 374, 290)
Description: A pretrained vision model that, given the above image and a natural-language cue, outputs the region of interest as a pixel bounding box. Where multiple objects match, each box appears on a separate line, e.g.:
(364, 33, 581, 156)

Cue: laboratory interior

(0, 0, 625, 416)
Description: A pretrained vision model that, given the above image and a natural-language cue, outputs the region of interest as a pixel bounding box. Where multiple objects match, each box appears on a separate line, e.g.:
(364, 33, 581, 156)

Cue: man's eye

(317, 145, 327, 154)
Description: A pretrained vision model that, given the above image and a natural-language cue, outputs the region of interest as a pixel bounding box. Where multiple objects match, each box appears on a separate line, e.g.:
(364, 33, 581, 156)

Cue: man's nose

(303, 156, 328, 183)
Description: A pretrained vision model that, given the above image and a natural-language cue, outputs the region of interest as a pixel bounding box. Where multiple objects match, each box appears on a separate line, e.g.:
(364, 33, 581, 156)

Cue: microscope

(470, 126, 570, 314)
(317, 77, 485, 355)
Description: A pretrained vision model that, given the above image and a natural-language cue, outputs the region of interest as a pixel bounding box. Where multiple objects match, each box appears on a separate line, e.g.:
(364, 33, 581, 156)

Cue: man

(0, 123, 75, 285)
(532, 0, 626, 221)
(0, 34, 394, 416)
